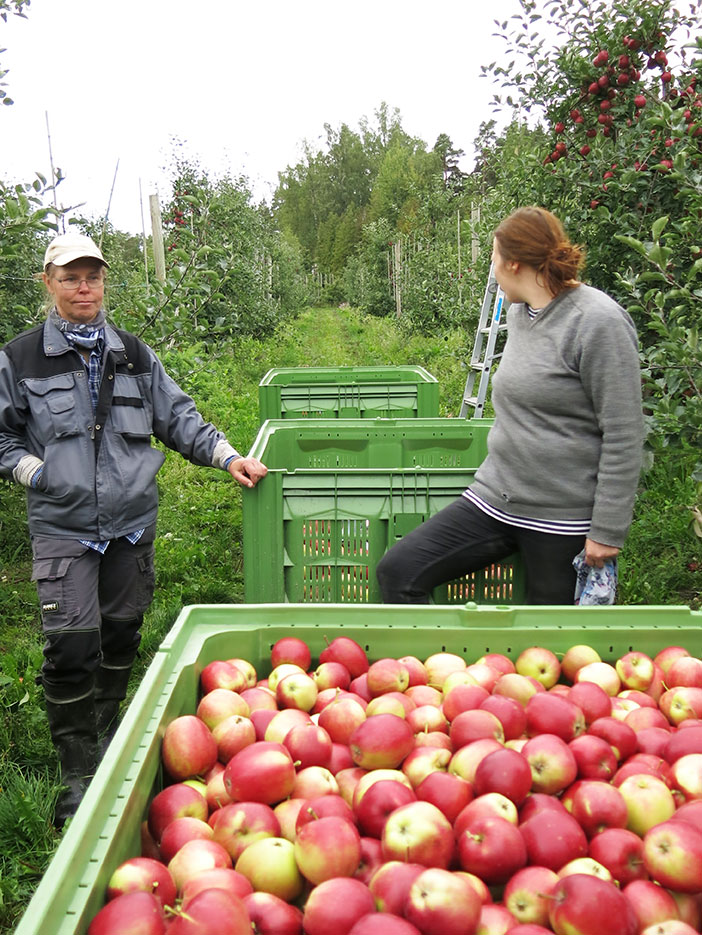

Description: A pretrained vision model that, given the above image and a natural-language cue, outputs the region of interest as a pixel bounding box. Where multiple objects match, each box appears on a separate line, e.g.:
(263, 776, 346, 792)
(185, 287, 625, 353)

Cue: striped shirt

(462, 487, 591, 537)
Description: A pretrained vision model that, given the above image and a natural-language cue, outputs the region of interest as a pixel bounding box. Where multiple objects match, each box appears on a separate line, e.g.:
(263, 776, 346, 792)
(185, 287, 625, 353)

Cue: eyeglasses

(55, 274, 105, 291)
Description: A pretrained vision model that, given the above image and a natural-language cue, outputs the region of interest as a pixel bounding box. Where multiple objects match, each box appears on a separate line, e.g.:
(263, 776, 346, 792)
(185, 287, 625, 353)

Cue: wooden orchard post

(149, 194, 166, 284)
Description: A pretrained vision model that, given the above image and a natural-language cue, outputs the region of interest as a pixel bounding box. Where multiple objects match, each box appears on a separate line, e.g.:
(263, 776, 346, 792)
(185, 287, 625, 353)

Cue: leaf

(614, 234, 648, 257)
(651, 216, 669, 242)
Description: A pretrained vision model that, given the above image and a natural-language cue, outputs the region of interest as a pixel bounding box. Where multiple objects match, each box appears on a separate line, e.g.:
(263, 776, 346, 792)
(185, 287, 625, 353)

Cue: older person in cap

(0, 232, 267, 827)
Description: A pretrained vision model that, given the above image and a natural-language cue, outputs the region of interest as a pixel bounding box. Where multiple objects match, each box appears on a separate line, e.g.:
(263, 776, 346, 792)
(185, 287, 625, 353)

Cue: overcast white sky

(2, 0, 524, 234)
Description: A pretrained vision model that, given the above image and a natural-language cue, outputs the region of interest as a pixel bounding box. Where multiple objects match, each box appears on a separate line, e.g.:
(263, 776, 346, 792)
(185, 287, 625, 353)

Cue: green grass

(0, 305, 699, 933)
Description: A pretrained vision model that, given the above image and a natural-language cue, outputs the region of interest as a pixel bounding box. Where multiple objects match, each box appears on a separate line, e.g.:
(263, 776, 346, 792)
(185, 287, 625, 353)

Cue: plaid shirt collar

(62, 330, 104, 412)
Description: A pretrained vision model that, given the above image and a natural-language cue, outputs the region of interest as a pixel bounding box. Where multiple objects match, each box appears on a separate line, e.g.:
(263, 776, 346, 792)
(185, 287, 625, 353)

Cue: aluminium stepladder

(459, 263, 509, 418)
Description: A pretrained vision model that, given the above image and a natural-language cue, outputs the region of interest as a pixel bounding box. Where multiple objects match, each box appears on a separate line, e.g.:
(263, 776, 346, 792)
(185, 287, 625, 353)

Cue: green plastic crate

(14, 602, 702, 935)
(258, 366, 440, 422)
(243, 417, 524, 604)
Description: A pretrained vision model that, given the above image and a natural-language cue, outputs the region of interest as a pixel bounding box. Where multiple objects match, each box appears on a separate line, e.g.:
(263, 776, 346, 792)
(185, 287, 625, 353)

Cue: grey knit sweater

(469, 283, 644, 547)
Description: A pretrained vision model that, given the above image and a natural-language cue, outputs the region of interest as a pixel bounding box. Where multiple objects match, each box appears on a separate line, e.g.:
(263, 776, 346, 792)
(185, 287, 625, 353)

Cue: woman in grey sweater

(377, 206, 645, 604)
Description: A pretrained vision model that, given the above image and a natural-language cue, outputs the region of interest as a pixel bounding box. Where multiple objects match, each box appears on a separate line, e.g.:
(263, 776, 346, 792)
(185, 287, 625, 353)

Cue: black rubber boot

(95, 664, 133, 759)
(45, 696, 98, 829)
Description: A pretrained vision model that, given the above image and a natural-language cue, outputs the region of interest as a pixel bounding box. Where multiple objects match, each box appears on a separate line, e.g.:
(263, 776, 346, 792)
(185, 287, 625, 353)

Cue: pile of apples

(88, 637, 702, 935)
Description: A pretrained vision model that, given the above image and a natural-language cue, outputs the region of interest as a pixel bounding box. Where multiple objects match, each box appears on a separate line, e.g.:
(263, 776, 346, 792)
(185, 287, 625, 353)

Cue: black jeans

(376, 496, 585, 605)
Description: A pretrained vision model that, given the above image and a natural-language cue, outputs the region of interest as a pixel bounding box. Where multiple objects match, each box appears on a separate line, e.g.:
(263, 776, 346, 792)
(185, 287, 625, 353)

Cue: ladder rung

(462, 396, 479, 406)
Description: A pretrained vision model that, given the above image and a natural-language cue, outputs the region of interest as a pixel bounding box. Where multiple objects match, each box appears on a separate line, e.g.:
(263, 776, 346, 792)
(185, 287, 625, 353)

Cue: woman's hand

(227, 457, 267, 488)
(584, 537, 619, 568)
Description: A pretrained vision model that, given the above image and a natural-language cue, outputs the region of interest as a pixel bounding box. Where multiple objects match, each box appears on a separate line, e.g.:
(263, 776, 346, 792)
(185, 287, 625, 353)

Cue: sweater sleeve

(577, 302, 645, 546)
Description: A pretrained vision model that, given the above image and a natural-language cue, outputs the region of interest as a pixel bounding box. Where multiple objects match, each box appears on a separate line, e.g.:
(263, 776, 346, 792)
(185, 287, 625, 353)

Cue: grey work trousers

(31, 524, 156, 703)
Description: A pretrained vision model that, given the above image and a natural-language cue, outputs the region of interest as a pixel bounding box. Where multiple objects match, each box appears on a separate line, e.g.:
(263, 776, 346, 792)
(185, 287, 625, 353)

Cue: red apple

(624, 705, 671, 734)
(492, 673, 542, 707)
(161, 715, 218, 782)
(561, 645, 602, 683)
(449, 709, 504, 748)
(471, 652, 513, 676)
(660, 687, 702, 726)
(404, 867, 482, 935)
(518, 792, 568, 823)
(368, 860, 425, 914)
(516, 646, 561, 689)
(588, 828, 648, 886)
(636, 727, 673, 758)
(313, 661, 352, 692)
(575, 662, 621, 696)
(448, 738, 504, 783)
(168, 887, 251, 935)
(567, 682, 612, 725)
(337, 766, 370, 806)
(570, 780, 628, 837)
(302, 876, 375, 935)
(397, 655, 429, 686)
(476, 903, 520, 934)
(295, 793, 356, 831)
(402, 745, 451, 788)
(319, 636, 369, 678)
(356, 779, 417, 838)
(147, 783, 208, 843)
(283, 722, 333, 769)
(167, 838, 232, 892)
(568, 734, 618, 780)
(106, 856, 176, 909)
(318, 695, 367, 744)
(473, 747, 532, 805)
(250, 708, 278, 740)
(349, 675, 372, 702)
(504, 865, 560, 927)
(294, 815, 362, 884)
(522, 733, 578, 794)
(200, 660, 247, 694)
(226, 657, 257, 688)
(210, 801, 281, 860)
(457, 814, 528, 884)
(234, 836, 304, 902)
(240, 686, 277, 713)
(548, 873, 636, 935)
(87, 892, 166, 935)
(277, 672, 319, 711)
(349, 713, 415, 769)
(267, 663, 306, 694)
(587, 717, 638, 761)
(348, 914, 422, 935)
(670, 753, 702, 800)
(654, 646, 691, 675)
(355, 836, 384, 885)
(365, 695, 406, 718)
(329, 741, 355, 774)
(406, 704, 449, 735)
(643, 819, 702, 892)
(667, 657, 702, 688)
(273, 798, 306, 842)
(424, 652, 466, 689)
(211, 714, 255, 762)
(381, 801, 455, 868)
(455, 793, 518, 833)
(243, 891, 303, 935)
(223, 741, 296, 805)
(264, 707, 312, 744)
(159, 817, 213, 863)
(464, 663, 502, 693)
(442, 683, 490, 721)
(664, 726, 702, 763)
(519, 809, 587, 871)
(526, 693, 585, 742)
(617, 773, 676, 835)
(405, 685, 443, 707)
(270, 636, 311, 671)
(479, 694, 527, 740)
(616, 651, 655, 691)
(622, 879, 681, 932)
(415, 770, 473, 823)
(196, 688, 249, 729)
(179, 867, 253, 906)
(366, 658, 410, 696)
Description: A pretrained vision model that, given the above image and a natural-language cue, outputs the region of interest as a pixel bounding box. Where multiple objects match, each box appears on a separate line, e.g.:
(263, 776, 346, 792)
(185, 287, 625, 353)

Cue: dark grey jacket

(0, 316, 239, 539)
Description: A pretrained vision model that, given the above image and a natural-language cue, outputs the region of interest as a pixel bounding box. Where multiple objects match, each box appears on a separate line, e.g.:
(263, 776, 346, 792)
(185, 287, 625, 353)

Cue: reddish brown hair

(494, 206, 585, 295)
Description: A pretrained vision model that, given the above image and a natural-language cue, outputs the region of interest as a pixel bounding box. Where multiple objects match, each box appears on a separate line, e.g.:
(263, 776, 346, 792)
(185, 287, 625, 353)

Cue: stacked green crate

(258, 366, 439, 422)
(242, 418, 524, 604)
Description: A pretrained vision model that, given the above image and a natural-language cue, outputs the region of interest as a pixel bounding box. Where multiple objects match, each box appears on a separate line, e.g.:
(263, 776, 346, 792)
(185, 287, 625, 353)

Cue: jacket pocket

(110, 375, 153, 437)
(25, 374, 82, 439)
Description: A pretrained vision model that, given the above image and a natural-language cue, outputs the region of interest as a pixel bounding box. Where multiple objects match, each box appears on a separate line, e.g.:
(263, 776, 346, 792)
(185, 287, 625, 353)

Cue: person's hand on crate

(227, 456, 267, 488)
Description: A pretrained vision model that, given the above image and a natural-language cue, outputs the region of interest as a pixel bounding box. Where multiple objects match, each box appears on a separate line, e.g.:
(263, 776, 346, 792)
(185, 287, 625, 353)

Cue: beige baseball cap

(44, 232, 109, 269)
